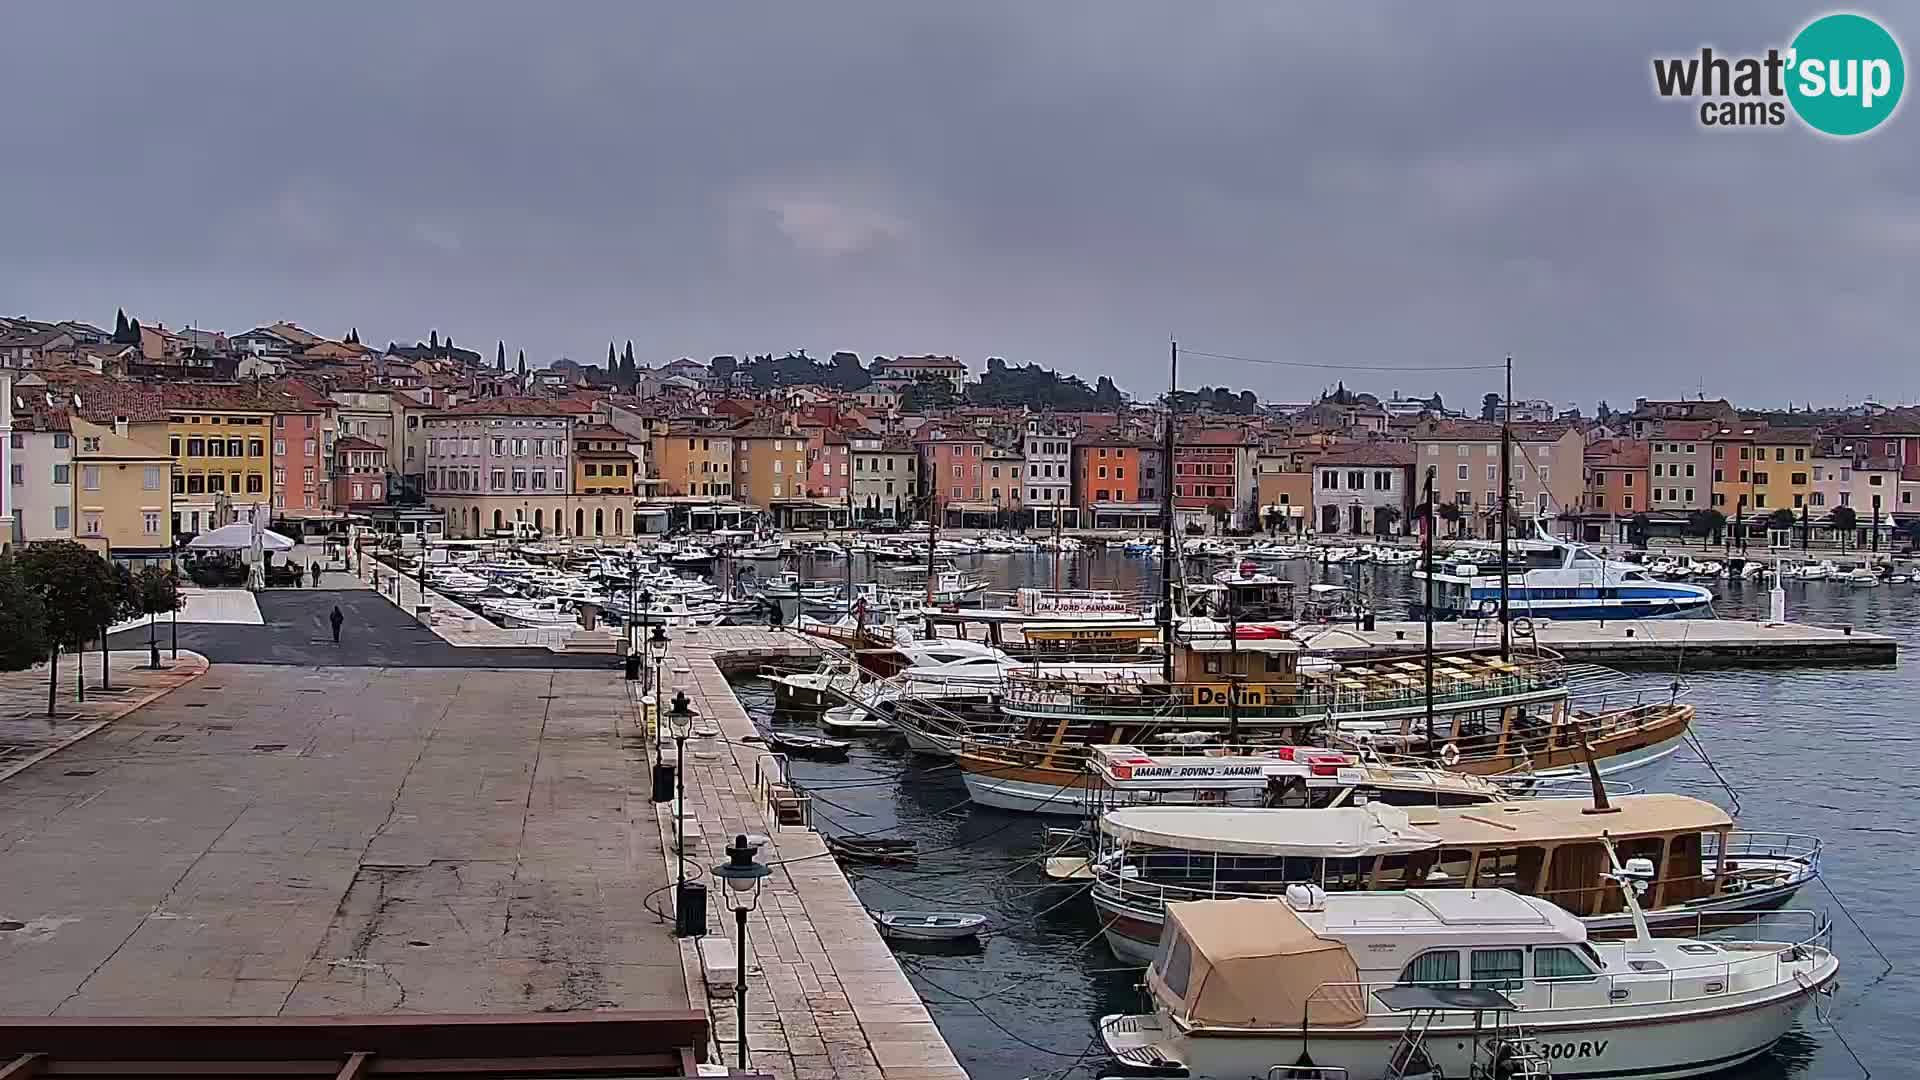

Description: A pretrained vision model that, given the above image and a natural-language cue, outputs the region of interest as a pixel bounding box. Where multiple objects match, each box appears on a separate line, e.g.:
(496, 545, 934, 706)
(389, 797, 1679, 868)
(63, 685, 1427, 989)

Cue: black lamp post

(711, 833, 771, 1072)
(669, 689, 698, 937)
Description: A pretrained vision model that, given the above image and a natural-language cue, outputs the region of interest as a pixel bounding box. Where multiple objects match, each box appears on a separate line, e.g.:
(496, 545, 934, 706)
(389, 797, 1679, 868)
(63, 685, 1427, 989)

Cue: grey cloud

(2, 2, 1914, 406)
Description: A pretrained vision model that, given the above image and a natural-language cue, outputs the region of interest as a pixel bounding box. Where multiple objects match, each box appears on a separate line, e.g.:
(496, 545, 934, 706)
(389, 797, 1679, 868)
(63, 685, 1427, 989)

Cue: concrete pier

(1304, 617, 1897, 667)
(657, 627, 969, 1080)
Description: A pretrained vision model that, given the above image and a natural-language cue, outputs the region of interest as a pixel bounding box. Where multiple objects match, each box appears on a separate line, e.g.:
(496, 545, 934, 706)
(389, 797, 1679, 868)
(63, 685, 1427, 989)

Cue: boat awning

(1102, 803, 1441, 857)
(1151, 899, 1366, 1029)
(1411, 793, 1730, 847)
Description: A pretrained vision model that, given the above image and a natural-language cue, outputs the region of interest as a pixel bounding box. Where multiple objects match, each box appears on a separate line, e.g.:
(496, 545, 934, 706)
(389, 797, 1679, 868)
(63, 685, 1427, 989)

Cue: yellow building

(1708, 423, 1816, 519)
(168, 391, 274, 531)
(653, 422, 734, 498)
(69, 402, 175, 564)
(567, 423, 639, 538)
(730, 421, 809, 508)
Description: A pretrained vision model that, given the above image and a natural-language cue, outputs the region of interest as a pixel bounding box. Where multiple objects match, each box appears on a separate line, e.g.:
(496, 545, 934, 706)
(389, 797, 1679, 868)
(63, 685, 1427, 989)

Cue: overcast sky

(4, 3, 1913, 409)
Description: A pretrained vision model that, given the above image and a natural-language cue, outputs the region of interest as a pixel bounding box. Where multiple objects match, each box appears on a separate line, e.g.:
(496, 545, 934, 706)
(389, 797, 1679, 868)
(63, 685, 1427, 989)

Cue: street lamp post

(711, 834, 771, 1073)
(669, 689, 698, 938)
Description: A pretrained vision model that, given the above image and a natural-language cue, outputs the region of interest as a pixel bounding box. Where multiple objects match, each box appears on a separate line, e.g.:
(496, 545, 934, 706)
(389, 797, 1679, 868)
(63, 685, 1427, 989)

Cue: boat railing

(1268, 1067, 1347, 1080)
(1709, 831, 1824, 874)
(1002, 668, 1566, 721)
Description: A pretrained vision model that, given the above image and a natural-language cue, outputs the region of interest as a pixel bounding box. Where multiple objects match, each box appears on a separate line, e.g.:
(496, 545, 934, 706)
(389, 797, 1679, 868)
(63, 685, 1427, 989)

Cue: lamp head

(669, 689, 694, 719)
(712, 833, 771, 909)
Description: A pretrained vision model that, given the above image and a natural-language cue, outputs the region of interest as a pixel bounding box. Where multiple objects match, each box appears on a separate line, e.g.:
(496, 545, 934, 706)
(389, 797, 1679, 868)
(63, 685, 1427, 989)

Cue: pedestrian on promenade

(311, 561, 322, 587)
(329, 605, 344, 644)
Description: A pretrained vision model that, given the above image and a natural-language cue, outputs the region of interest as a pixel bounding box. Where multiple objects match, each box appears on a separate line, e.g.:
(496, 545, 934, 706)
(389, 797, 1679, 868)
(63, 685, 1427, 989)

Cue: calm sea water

(731, 549, 1912, 1079)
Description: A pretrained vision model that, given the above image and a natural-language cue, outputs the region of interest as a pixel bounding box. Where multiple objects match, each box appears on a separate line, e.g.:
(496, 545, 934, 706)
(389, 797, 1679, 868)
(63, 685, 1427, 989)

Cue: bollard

(1625, 628, 1635, 638)
(1395, 629, 1405, 640)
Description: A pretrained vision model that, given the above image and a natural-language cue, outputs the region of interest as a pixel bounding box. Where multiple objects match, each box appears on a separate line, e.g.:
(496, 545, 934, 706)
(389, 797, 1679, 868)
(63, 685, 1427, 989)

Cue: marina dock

(1304, 616, 1897, 667)
(659, 627, 971, 1080)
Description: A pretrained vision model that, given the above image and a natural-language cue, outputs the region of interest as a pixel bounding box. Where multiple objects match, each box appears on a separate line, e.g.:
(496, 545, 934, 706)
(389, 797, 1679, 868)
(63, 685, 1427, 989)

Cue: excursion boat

(918, 608, 1163, 660)
(954, 624, 1692, 814)
(1087, 796, 1821, 964)
(967, 739, 1514, 817)
(1100, 867, 1838, 1079)
(831, 656, 1162, 758)
(1412, 526, 1714, 621)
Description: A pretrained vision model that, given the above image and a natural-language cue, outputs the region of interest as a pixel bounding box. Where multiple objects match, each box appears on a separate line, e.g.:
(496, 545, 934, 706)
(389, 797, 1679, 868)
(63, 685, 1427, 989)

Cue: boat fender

(1439, 742, 1462, 767)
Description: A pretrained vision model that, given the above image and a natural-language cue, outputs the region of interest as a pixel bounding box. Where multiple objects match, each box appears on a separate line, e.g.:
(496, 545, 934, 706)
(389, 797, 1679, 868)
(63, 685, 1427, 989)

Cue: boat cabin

(1096, 795, 1745, 921)
(1084, 745, 1508, 814)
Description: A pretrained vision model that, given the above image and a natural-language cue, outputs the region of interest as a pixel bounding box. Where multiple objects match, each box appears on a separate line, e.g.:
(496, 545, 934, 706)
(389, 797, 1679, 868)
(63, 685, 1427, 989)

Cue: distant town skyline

(4, 3, 1914, 406)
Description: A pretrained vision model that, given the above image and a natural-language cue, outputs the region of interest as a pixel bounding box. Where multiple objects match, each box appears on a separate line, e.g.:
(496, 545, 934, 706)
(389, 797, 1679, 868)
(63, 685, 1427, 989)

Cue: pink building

(331, 437, 389, 507)
(270, 390, 333, 521)
(916, 428, 988, 507)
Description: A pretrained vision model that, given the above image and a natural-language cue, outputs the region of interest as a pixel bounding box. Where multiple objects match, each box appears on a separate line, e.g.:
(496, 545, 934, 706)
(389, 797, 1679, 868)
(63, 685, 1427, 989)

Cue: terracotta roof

(1075, 428, 1156, 449)
(39, 378, 170, 423)
(572, 423, 628, 440)
(1179, 426, 1253, 447)
(1313, 443, 1415, 467)
(1652, 419, 1719, 439)
(436, 397, 580, 418)
(1831, 411, 1920, 437)
(1584, 440, 1650, 467)
(1708, 423, 1818, 444)
(730, 418, 798, 439)
(391, 390, 436, 410)
(333, 436, 385, 452)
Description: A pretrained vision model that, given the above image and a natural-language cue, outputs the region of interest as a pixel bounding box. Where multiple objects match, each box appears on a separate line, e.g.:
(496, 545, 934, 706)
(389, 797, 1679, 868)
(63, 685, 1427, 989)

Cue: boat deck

(1302, 617, 1896, 668)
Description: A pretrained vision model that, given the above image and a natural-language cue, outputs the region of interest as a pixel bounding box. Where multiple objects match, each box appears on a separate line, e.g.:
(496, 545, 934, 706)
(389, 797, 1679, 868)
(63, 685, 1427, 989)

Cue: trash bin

(652, 761, 676, 803)
(675, 881, 708, 938)
(625, 653, 642, 681)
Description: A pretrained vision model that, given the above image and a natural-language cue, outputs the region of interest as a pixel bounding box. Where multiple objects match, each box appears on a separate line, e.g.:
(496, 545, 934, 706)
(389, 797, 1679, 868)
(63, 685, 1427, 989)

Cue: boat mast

(1422, 465, 1435, 748)
(1161, 340, 1179, 683)
(926, 491, 939, 606)
(845, 481, 854, 606)
(1498, 354, 1512, 661)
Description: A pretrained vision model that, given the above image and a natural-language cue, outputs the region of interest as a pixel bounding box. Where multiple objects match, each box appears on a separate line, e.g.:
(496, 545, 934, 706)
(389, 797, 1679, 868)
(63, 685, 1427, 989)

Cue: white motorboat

(481, 596, 578, 628)
(1101, 855, 1838, 1080)
(769, 656, 862, 714)
(1843, 567, 1880, 587)
(733, 540, 784, 559)
(884, 569, 987, 606)
(872, 910, 987, 941)
(758, 571, 842, 602)
(810, 541, 848, 558)
(1414, 523, 1713, 620)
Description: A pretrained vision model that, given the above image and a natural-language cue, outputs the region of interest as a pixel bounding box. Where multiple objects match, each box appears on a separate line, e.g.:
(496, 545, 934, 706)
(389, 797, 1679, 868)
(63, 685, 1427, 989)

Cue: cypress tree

(429, 330, 439, 350)
(113, 309, 129, 342)
(608, 342, 617, 369)
(517, 349, 527, 378)
(496, 341, 506, 371)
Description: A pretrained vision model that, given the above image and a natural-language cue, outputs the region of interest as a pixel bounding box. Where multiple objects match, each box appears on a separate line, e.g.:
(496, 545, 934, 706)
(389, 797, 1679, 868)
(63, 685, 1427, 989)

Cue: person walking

(329, 604, 345, 644)
(311, 561, 323, 587)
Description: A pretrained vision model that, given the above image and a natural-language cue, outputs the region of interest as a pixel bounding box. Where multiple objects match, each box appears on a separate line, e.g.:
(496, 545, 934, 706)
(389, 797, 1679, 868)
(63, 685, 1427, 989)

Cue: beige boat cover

(1149, 899, 1367, 1029)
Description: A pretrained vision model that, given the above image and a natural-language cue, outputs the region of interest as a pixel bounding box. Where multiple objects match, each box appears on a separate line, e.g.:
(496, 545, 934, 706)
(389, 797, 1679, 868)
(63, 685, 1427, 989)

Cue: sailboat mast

(1161, 340, 1178, 683)
(1422, 465, 1436, 747)
(1499, 354, 1512, 661)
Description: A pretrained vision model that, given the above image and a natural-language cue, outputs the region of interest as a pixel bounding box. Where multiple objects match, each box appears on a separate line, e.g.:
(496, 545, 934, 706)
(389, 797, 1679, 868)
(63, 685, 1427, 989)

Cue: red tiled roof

(572, 423, 628, 440)
(1314, 443, 1415, 467)
(1179, 426, 1252, 447)
(1652, 419, 1718, 439)
(437, 397, 580, 418)
(333, 436, 385, 452)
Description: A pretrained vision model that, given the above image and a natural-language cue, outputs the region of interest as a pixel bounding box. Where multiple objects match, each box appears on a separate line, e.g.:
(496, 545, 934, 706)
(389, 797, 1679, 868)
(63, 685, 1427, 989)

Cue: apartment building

(169, 395, 273, 530)
(916, 427, 988, 508)
(730, 421, 808, 508)
(1311, 444, 1414, 536)
(849, 433, 917, 520)
(1408, 420, 1585, 536)
(424, 399, 577, 538)
(330, 438, 389, 508)
(567, 424, 638, 537)
(1022, 417, 1075, 513)
(70, 388, 174, 563)
(1707, 424, 1816, 517)
(1648, 420, 1713, 513)
(9, 397, 73, 542)
(1074, 430, 1158, 530)
(653, 422, 733, 499)
(1173, 427, 1256, 528)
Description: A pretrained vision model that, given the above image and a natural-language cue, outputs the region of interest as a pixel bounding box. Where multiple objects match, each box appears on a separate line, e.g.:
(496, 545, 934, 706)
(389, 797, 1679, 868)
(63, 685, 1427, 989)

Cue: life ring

(1439, 742, 1462, 767)
(1512, 616, 1535, 638)
(1477, 598, 1500, 618)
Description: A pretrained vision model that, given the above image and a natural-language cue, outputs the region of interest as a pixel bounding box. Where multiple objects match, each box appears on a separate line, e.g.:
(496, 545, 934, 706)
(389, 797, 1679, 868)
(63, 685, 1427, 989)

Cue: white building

(8, 393, 73, 542)
(1023, 416, 1076, 526)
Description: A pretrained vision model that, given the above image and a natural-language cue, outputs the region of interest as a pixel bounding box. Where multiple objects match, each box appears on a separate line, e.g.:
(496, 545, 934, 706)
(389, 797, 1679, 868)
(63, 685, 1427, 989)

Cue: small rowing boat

(873, 910, 987, 941)
(826, 835, 917, 864)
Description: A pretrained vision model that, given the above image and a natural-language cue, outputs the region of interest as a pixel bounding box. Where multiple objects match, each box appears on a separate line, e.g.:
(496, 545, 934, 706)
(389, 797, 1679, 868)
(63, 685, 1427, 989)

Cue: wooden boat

(1087, 796, 1822, 964)
(826, 835, 917, 864)
(873, 910, 987, 941)
(763, 730, 851, 759)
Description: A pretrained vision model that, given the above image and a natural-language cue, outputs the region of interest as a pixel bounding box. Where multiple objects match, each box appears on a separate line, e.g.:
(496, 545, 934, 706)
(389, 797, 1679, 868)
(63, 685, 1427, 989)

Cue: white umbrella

(188, 521, 295, 553)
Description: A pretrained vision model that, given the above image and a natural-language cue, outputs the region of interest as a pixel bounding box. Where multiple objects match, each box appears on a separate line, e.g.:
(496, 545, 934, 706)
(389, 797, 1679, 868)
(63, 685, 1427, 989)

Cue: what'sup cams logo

(1653, 12, 1904, 136)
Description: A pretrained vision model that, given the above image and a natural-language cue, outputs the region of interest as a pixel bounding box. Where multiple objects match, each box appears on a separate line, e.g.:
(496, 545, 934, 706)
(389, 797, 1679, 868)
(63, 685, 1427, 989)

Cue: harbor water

(729, 548, 1912, 1079)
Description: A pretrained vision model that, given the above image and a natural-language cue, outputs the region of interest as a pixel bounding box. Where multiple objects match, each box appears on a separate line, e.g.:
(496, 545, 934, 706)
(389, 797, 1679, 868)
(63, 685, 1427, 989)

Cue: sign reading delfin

(1652, 12, 1904, 136)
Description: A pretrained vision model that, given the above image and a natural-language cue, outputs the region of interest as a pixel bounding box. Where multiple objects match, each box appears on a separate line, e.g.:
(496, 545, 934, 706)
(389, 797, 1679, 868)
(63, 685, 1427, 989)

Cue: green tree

(429, 330, 439, 351)
(112, 308, 130, 343)
(1685, 508, 1724, 548)
(130, 565, 184, 667)
(1767, 508, 1796, 534)
(0, 554, 48, 673)
(1628, 512, 1652, 548)
(1376, 504, 1403, 537)
(1481, 393, 1501, 421)
(900, 374, 959, 411)
(517, 349, 527, 378)
(607, 341, 617, 371)
(17, 541, 121, 717)
(1830, 505, 1858, 550)
(1437, 501, 1463, 539)
(496, 340, 506, 371)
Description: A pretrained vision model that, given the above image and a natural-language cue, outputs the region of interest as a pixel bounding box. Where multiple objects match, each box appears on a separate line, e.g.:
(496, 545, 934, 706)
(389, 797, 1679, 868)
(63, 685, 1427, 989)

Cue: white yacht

(1414, 524, 1714, 620)
(1101, 865, 1838, 1079)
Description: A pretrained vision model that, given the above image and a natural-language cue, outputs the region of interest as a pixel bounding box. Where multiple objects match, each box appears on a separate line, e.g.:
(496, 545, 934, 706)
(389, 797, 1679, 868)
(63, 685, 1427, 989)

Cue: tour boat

(480, 596, 579, 629)
(1087, 796, 1821, 965)
(1413, 525, 1714, 620)
(954, 625, 1692, 815)
(1100, 859, 1838, 1079)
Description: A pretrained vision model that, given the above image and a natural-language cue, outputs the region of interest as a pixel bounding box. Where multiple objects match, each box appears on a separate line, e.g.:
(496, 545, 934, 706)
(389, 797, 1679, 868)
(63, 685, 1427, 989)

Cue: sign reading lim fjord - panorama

(1652, 11, 1904, 135)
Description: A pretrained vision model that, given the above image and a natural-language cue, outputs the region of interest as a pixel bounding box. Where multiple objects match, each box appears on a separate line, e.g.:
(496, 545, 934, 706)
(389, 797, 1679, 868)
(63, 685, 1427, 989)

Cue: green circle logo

(1787, 13, 1904, 136)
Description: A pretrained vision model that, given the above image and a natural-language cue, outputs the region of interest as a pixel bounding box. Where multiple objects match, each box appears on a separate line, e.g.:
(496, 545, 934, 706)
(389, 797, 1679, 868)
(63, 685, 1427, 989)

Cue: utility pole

(1498, 354, 1512, 661)
(1160, 341, 1178, 683)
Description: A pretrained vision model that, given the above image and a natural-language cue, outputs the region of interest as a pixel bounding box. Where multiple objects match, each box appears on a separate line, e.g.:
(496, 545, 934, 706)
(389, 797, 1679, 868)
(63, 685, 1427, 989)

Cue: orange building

(1074, 430, 1160, 528)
